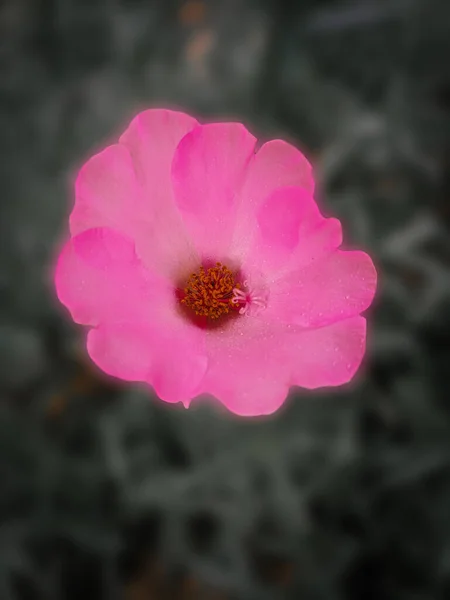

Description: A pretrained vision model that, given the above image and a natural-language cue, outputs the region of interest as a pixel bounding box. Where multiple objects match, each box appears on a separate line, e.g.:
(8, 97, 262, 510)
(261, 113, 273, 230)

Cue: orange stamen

(181, 262, 240, 320)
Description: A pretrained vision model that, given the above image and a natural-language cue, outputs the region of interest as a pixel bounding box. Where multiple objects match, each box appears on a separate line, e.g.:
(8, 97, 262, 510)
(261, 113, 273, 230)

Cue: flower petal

(55, 227, 169, 326)
(289, 316, 367, 389)
(242, 138, 314, 198)
(242, 186, 342, 278)
(71, 109, 200, 278)
(198, 314, 366, 416)
(87, 322, 207, 404)
(56, 226, 208, 403)
(70, 144, 142, 239)
(199, 319, 291, 416)
(268, 250, 377, 327)
(119, 109, 199, 193)
(230, 140, 314, 259)
(87, 323, 155, 382)
(171, 122, 257, 260)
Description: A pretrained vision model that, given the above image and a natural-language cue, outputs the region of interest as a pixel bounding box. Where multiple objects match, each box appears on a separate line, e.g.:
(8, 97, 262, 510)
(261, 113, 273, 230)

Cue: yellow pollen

(181, 262, 239, 319)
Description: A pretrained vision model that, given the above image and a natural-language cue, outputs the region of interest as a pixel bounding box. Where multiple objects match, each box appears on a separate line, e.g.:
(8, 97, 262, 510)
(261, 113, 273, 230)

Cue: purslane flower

(55, 109, 377, 416)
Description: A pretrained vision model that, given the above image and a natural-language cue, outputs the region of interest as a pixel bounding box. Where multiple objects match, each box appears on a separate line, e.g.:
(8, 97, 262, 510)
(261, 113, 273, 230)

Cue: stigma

(231, 280, 268, 316)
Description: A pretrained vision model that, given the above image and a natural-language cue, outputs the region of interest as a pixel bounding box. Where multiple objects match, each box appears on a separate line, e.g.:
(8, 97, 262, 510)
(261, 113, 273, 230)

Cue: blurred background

(1, 0, 450, 598)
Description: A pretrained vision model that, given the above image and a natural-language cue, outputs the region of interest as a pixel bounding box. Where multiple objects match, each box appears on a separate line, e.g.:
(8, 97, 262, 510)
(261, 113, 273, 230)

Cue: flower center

(180, 263, 268, 323)
(181, 262, 240, 320)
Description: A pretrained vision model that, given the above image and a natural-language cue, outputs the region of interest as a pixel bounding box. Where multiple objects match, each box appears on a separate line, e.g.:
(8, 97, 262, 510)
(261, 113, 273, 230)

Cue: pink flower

(55, 109, 377, 416)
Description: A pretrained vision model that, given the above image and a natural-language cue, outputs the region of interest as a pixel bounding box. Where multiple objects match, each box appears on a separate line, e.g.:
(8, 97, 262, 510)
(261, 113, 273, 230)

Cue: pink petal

(198, 315, 367, 417)
(268, 250, 377, 328)
(71, 109, 200, 278)
(258, 187, 305, 251)
(119, 109, 199, 192)
(230, 139, 315, 259)
(70, 144, 142, 238)
(243, 138, 314, 196)
(289, 316, 367, 389)
(87, 322, 207, 404)
(171, 122, 257, 260)
(120, 109, 201, 277)
(242, 186, 342, 277)
(199, 319, 291, 416)
(87, 323, 155, 382)
(55, 228, 169, 326)
(56, 226, 208, 403)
